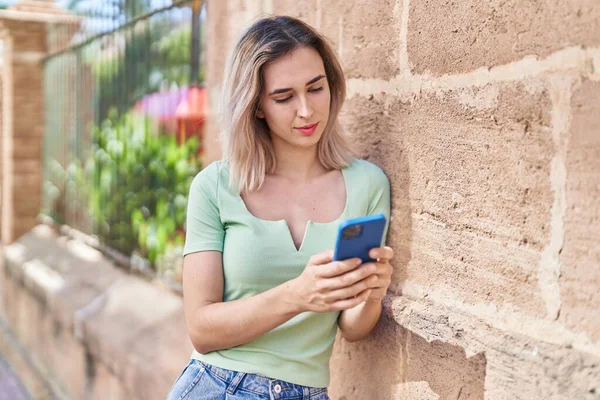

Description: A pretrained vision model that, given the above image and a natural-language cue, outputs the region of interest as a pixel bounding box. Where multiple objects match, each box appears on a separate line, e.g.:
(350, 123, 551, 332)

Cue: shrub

(64, 109, 201, 268)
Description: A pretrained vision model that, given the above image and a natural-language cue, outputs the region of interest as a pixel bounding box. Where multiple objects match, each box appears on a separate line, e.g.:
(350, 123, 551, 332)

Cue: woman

(167, 15, 394, 400)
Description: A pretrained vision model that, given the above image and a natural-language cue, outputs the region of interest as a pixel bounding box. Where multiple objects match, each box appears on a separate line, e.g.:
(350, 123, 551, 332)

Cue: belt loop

(226, 371, 247, 395)
(303, 386, 311, 399)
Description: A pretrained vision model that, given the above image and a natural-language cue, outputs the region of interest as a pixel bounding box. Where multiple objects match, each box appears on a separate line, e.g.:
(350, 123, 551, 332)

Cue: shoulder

(190, 160, 228, 196)
(346, 158, 389, 186)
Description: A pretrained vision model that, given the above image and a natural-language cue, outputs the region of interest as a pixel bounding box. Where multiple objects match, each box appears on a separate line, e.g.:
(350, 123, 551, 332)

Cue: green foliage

(153, 26, 206, 87)
(87, 22, 203, 122)
(70, 109, 201, 265)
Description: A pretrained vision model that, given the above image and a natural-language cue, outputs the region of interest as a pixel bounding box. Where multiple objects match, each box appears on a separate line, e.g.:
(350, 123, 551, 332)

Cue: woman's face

(257, 46, 331, 151)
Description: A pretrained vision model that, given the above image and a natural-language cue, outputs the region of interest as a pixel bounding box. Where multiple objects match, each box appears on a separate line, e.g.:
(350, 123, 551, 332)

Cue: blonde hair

(220, 15, 355, 193)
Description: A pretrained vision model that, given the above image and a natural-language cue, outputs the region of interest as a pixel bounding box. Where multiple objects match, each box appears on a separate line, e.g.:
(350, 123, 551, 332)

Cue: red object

(175, 86, 207, 151)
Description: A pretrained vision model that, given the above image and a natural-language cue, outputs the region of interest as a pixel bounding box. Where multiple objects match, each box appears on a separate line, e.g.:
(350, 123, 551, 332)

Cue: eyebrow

(268, 75, 326, 96)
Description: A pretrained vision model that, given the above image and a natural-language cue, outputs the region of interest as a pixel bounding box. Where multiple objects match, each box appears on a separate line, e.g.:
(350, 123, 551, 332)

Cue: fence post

(0, 2, 78, 244)
(190, 0, 202, 86)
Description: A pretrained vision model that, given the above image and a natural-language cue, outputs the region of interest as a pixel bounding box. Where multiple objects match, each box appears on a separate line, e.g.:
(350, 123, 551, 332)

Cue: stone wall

(0, 62, 3, 228)
(204, 1, 600, 399)
(1, 226, 192, 399)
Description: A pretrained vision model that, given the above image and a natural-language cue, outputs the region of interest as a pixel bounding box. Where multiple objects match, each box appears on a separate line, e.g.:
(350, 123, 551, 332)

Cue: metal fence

(43, 0, 205, 284)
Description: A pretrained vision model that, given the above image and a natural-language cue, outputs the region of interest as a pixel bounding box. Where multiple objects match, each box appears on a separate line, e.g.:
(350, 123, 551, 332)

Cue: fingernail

(355, 258, 362, 266)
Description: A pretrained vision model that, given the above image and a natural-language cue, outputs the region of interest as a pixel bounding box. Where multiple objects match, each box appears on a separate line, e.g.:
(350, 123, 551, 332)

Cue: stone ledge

(0, 9, 81, 24)
(330, 291, 600, 399)
(1, 225, 192, 400)
(382, 294, 600, 399)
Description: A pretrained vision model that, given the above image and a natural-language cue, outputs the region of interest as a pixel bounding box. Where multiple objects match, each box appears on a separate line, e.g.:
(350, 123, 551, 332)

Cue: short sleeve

(183, 162, 225, 256)
(366, 165, 391, 246)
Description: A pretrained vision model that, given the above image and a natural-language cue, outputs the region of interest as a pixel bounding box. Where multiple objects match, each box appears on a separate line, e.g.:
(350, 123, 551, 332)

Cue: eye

(275, 96, 292, 104)
(309, 87, 324, 93)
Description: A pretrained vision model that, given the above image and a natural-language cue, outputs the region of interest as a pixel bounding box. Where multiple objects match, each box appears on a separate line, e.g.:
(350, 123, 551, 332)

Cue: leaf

(138, 223, 148, 249)
(155, 199, 168, 219)
(131, 209, 144, 230)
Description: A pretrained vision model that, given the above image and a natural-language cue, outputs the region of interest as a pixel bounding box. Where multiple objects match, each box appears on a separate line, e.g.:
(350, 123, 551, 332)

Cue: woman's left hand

(363, 246, 394, 303)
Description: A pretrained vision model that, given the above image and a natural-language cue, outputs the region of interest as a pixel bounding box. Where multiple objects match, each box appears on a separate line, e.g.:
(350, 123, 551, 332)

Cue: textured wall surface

(204, 1, 600, 399)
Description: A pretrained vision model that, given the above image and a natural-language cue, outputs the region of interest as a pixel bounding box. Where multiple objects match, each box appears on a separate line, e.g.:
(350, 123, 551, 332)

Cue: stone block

(11, 277, 48, 361)
(408, 0, 600, 75)
(329, 311, 486, 400)
(13, 211, 41, 231)
(12, 218, 40, 242)
(342, 81, 553, 316)
(3, 21, 47, 53)
(0, 313, 56, 400)
(2, 273, 24, 338)
(48, 320, 87, 399)
(271, 0, 318, 26)
(13, 180, 42, 198)
(13, 62, 43, 89)
(385, 295, 600, 399)
(14, 159, 41, 174)
(559, 80, 600, 341)
(13, 171, 42, 192)
(92, 360, 129, 400)
(404, 334, 486, 399)
(329, 315, 406, 400)
(14, 137, 43, 159)
(319, 0, 401, 79)
(81, 278, 180, 351)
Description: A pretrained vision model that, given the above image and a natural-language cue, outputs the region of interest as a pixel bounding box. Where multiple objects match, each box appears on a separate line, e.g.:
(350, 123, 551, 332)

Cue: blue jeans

(166, 359, 330, 400)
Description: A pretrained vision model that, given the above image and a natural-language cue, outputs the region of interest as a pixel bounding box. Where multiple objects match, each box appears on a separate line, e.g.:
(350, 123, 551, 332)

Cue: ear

(256, 108, 265, 119)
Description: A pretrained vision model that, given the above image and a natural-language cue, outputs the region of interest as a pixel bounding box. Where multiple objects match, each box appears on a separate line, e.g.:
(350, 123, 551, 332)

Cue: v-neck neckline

(237, 164, 351, 252)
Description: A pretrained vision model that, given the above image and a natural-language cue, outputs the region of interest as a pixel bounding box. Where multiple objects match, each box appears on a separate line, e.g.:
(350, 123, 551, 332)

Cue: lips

(296, 122, 319, 135)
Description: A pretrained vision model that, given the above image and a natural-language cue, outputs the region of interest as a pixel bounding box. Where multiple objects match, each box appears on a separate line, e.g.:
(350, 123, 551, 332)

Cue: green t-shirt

(183, 158, 391, 387)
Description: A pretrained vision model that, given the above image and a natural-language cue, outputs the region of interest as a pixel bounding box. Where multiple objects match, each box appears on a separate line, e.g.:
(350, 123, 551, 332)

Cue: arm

(182, 165, 302, 353)
(336, 247, 393, 342)
(338, 165, 393, 342)
(182, 251, 300, 354)
(183, 250, 375, 354)
(337, 298, 382, 342)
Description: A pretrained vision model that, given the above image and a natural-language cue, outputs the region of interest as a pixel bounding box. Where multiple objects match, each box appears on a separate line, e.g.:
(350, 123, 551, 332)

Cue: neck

(271, 142, 325, 182)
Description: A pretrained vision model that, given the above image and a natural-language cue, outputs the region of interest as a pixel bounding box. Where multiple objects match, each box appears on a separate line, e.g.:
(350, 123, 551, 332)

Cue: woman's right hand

(288, 250, 378, 313)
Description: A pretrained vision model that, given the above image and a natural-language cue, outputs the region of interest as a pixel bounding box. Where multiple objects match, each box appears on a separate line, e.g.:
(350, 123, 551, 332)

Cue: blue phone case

(333, 214, 387, 263)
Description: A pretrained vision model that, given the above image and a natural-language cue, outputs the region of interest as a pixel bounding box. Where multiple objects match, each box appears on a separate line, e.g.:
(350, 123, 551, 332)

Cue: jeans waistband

(197, 360, 327, 399)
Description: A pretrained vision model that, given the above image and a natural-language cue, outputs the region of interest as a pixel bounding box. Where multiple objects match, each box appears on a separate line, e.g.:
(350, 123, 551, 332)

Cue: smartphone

(333, 214, 387, 263)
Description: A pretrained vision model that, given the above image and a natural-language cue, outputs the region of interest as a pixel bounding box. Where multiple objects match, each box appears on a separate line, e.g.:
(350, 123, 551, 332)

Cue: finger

(318, 258, 362, 278)
(309, 249, 334, 266)
(369, 246, 394, 262)
(326, 275, 378, 302)
(372, 261, 393, 277)
(327, 262, 377, 289)
(368, 247, 393, 261)
(331, 288, 371, 311)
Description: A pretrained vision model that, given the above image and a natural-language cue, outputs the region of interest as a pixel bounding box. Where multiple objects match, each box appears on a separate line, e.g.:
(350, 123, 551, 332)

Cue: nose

(297, 95, 313, 120)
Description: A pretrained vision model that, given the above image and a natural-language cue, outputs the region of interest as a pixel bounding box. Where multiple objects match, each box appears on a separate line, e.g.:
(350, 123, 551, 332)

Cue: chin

(296, 133, 323, 147)
(273, 128, 325, 149)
